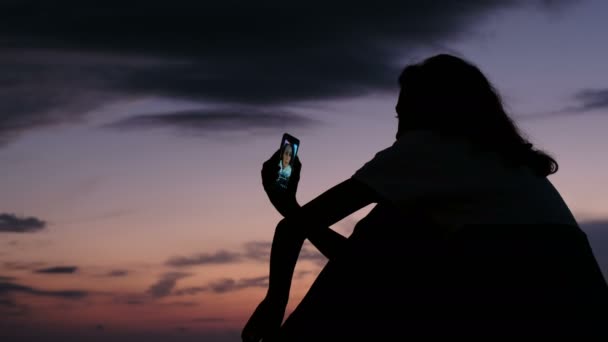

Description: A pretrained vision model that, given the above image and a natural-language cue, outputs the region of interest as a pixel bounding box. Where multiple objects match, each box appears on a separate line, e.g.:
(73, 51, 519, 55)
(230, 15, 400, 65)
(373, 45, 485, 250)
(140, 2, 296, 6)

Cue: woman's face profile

(282, 144, 292, 167)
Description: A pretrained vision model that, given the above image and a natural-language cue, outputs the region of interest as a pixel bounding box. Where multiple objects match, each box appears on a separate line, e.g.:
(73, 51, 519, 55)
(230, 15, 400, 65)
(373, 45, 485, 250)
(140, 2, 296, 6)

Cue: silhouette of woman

(242, 54, 608, 341)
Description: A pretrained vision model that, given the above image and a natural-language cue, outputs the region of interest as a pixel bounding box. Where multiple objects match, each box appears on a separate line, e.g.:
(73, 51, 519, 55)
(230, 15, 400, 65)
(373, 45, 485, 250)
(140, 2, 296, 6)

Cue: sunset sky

(1, 1, 608, 341)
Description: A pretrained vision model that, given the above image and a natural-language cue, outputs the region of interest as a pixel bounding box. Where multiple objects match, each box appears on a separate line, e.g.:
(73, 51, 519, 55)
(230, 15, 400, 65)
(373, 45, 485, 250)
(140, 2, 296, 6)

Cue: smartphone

(276, 133, 300, 189)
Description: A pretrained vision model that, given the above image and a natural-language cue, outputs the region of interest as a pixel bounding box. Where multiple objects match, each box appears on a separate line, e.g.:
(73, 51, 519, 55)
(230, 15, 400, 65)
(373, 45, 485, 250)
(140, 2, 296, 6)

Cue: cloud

(146, 272, 192, 298)
(174, 271, 310, 296)
(3, 261, 46, 271)
(34, 266, 78, 274)
(0, 276, 16, 282)
(569, 88, 608, 112)
(0, 328, 242, 342)
(295, 270, 315, 279)
(167, 240, 327, 270)
(192, 317, 228, 323)
(173, 275, 269, 296)
(0, 1, 577, 145)
(0, 213, 46, 233)
(580, 220, 608, 279)
(581, 220, 608, 231)
(207, 276, 269, 294)
(112, 295, 147, 305)
(160, 301, 198, 307)
(0, 297, 18, 307)
(172, 286, 207, 296)
(520, 88, 608, 120)
(166, 250, 242, 267)
(106, 270, 129, 277)
(298, 244, 327, 265)
(0, 296, 28, 317)
(105, 108, 320, 135)
(0, 49, 142, 147)
(0, 281, 87, 299)
(5, 239, 52, 252)
(242, 241, 273, 261)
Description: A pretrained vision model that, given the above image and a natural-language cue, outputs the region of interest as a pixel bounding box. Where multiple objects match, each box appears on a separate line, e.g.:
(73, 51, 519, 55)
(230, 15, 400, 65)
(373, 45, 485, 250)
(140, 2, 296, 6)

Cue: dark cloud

(193, 272, 316, 295)
(112, 295, 147, 305)
(167, 241, 326, 270)
(539, 0, 584, 10)
(146, 272, 192, 298)
(173, 286, 207, 296)
(3, 261, 46, 271)
(0, 297, 18, 307)
(0, 295, 29, 317)
(0, 213, 46, 233)
(0, 329, 242, 342)
(242, 241, 273, 261)
(581, 220, 608, 231)
(105, 108, 320, 136)
(569, 88, 608, 112)
(521, 88, 608, 120)
(0, 1, 576, 145)
(298, 244, 327, 265)
(0, 275, 16, 282)
(207, 276, 269, 294)
(173, 270, 312, 296)
(4, 239, 52, 251)
(173, 275, 269, 296)
(166, 250, 242, 267)
(295, 270, 315, 279)
(106, 270, 129, 277)
(0, 281, 87, 299)
(580, 220, 608, 279)
(0, 49, 139, 147)
(244, 240, 326, 264)
(112, 293, 200, 307)
(192, 317, 228, 323)
(160, 301, 198, 307)
(34, 266, 78, 274)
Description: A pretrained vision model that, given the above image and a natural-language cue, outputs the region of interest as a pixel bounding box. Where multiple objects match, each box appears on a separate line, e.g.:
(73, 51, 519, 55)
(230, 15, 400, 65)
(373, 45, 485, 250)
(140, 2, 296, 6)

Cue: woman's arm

(266, 177, 378, 305)
(290, 178, 378, 259)
(262, 150, 377, 259)
(273, 178, 377, 259)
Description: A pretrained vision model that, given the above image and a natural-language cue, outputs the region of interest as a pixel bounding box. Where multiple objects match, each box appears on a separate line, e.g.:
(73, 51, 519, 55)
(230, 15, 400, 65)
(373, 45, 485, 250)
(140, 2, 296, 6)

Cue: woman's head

(282, 143, 293, 167)
(395, 53, 558, 177)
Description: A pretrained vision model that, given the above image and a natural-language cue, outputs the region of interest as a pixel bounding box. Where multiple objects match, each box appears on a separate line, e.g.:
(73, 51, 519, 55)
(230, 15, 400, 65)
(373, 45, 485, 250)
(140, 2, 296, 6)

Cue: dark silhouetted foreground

(242, 54, 608, 341)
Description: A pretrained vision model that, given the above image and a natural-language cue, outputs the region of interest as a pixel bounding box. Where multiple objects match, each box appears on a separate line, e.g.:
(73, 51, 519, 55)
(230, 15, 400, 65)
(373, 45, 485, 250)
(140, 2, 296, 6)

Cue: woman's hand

(241, 296, 286, 342)
(261, 149, 302, 217)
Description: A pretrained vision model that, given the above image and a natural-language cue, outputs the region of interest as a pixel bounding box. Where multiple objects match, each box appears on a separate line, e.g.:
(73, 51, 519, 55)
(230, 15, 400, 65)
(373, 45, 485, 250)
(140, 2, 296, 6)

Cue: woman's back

(352, 130, 579, 228)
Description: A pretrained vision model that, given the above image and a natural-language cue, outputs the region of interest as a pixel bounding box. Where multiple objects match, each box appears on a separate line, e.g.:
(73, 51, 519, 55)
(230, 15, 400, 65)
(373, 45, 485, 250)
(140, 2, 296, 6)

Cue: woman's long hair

(396, 54, 558, 177)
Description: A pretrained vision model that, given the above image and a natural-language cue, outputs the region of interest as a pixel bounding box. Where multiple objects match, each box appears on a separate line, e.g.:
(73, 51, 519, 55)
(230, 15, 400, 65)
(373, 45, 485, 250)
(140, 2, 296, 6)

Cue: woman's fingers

(261, 150, 281, 187)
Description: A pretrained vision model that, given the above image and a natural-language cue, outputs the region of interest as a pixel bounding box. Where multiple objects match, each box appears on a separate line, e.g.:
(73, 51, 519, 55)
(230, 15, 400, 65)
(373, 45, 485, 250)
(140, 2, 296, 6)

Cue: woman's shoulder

(357, 130, 479, 176)
(394, 130, 477, 154)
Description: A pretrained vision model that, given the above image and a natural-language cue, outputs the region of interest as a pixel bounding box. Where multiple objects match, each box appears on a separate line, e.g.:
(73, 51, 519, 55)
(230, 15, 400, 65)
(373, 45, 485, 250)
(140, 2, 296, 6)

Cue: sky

(1, 1, 608, 341)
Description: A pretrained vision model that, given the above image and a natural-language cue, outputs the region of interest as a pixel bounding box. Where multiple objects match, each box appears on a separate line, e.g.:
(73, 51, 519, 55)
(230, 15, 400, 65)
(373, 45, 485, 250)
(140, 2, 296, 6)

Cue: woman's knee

(276, 217, 305, 238)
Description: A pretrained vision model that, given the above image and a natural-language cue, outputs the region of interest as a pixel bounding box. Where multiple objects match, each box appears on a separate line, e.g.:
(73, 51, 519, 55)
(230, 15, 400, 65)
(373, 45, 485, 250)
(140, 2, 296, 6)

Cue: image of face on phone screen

(276, 135, 299, 189)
